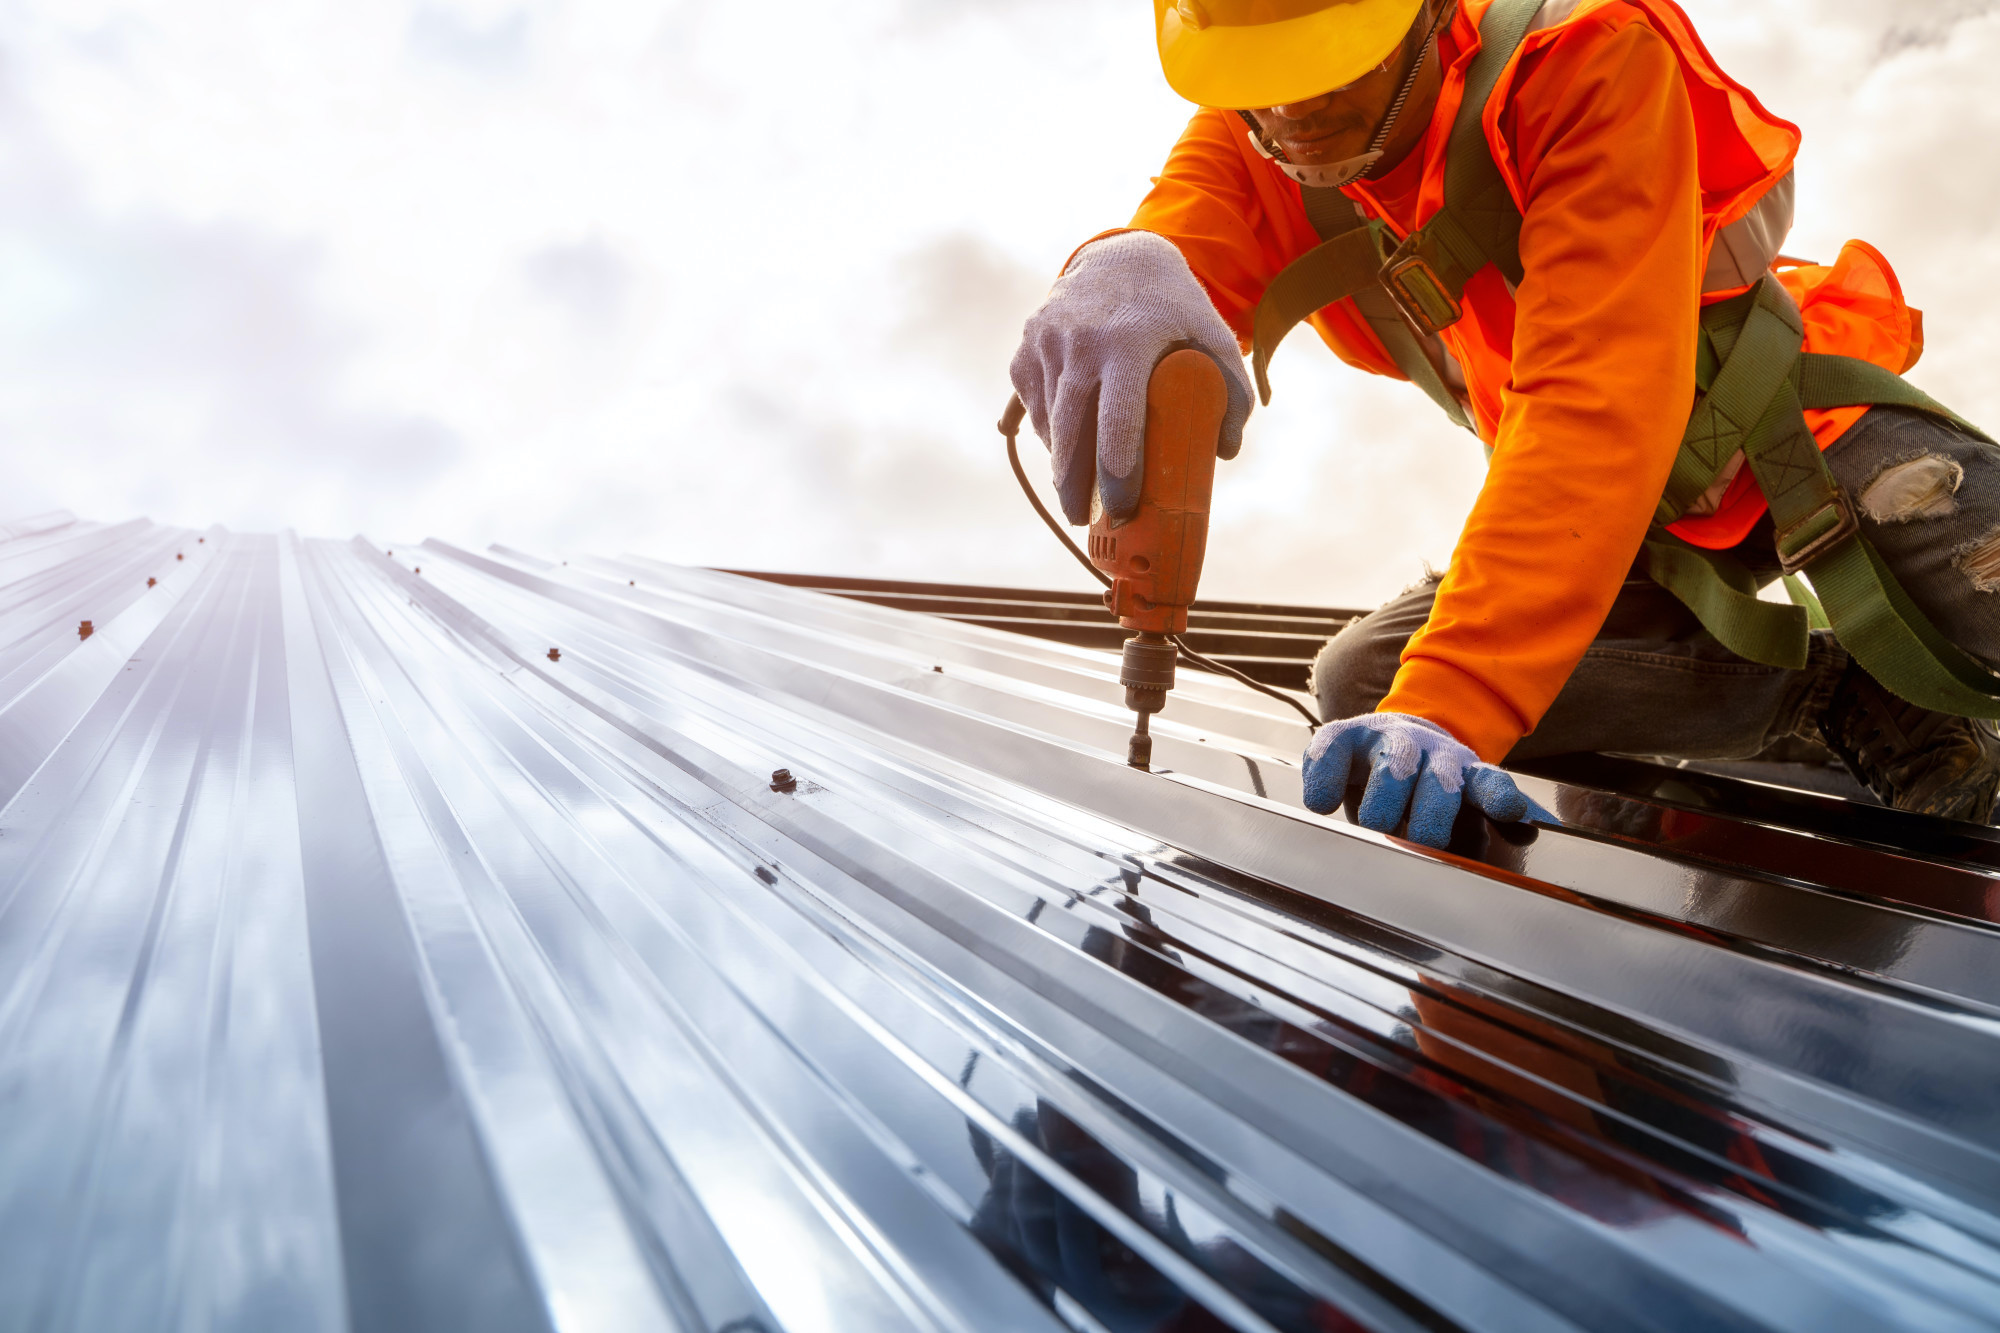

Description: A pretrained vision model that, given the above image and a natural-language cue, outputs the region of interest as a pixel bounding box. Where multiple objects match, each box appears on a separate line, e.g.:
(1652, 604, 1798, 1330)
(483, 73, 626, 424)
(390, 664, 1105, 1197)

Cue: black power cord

(1000, 396, 1323, 731)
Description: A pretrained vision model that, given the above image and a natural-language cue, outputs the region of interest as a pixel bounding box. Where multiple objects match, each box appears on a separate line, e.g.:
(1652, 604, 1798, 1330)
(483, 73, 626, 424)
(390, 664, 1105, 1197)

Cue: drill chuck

(1120, 633, 1177, 771)
(1119, 633, 1177, 715)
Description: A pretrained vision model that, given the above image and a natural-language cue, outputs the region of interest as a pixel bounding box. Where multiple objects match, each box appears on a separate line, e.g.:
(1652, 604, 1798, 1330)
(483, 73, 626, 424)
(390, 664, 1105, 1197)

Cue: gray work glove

(1009, 231, 1253, 524)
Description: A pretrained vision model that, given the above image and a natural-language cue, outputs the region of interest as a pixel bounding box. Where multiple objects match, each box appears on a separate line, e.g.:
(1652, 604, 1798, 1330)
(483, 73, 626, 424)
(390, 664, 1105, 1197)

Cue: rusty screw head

(769, 768, 798, 793)
(176, 553, 184, 561)
(413, 567, 421, 575)
(198, 537, 204, 544)
(547, 648, 561, 662)
(78, 620, 93, 640)
(146, 577, 156, 588)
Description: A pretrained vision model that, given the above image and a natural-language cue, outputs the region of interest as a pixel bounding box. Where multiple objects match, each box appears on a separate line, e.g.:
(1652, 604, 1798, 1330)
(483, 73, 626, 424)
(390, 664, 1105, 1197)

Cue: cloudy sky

(3, 0, 1998, 607)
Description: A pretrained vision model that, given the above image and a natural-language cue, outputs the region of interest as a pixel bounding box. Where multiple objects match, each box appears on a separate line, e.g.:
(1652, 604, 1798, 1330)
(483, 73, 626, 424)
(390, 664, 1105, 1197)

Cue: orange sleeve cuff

(1378, 656, 1530, 764)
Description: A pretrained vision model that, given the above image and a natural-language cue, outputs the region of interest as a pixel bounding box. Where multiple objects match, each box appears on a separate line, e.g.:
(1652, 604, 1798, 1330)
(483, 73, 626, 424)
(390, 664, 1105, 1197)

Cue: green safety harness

(1251, 0, 2000, 717)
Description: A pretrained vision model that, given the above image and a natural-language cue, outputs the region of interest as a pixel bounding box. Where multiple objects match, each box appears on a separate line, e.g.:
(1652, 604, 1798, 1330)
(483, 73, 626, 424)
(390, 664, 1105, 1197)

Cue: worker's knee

(1311, 625, 1393, 722)
(1312, 607, 1423, 722)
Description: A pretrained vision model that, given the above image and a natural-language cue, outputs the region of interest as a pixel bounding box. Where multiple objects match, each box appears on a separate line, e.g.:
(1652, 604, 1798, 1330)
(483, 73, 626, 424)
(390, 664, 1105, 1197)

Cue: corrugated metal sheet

(721, 571, 1358, 688)
(5, 514, 2000, 1333)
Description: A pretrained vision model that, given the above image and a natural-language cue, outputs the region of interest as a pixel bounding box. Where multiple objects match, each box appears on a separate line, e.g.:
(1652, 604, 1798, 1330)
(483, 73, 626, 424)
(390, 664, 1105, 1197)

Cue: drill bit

(1127, 709, 1155, 771)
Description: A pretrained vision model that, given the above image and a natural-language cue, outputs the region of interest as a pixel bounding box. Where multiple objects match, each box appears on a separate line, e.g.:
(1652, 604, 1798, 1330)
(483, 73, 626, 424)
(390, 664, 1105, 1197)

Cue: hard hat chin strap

(1242, 134, 1384, 190)
(1238, 0, 1455, 190)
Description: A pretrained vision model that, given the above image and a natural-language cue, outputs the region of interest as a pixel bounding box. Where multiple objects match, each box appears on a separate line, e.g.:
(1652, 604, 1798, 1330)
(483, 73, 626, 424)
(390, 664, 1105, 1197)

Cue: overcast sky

(2, 0, 1997, 607)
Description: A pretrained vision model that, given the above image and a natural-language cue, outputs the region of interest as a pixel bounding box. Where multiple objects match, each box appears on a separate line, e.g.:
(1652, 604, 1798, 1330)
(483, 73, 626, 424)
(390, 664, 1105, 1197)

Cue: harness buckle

(1381, 237, 1464, 338)
(1776, 487, 1860, 576)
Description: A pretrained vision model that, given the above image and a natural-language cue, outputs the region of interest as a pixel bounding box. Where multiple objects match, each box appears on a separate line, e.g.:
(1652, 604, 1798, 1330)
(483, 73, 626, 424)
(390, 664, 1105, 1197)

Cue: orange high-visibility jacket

(1119, 0, 1921, 760)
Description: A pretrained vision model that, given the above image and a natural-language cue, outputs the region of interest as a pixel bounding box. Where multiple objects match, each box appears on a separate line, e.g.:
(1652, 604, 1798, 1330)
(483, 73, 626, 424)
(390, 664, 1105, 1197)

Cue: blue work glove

(1009, 231, 1253, 524)
(1302, 712, 1558, 849)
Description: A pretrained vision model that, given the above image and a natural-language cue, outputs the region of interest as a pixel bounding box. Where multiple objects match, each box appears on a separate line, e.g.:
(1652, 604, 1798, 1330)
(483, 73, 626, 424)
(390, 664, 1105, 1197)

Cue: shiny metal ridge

(5, 512, 2000, 1332)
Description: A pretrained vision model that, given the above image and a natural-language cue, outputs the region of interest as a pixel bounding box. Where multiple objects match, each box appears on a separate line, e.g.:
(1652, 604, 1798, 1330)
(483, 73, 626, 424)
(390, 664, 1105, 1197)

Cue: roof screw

(628, 580, 634, 586)
(78, 620, 93, 640)
(414, 567, 421, 574)
(176, 553, 184, 561)
(146, 577, 156, 588)
(547, 648, 561, 662)
(198, 537, 204, 543)
(933, 665, 943, 673)
(769, 768, 798, 793)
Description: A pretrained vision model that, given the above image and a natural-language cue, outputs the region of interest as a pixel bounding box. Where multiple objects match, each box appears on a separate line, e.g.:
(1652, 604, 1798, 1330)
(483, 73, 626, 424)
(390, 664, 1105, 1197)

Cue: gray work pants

(1311, 408, 2000, 761)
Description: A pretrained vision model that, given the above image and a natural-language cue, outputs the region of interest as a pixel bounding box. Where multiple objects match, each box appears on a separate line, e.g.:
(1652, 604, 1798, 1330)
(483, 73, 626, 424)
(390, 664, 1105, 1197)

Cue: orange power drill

(1001, 347, 1228, 772)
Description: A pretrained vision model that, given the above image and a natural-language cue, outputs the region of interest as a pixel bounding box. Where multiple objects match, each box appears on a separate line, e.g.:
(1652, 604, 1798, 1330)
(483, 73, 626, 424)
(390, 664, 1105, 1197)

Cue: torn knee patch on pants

(1958, 530, 2000, 593)
(1859, 453, 1964, 523)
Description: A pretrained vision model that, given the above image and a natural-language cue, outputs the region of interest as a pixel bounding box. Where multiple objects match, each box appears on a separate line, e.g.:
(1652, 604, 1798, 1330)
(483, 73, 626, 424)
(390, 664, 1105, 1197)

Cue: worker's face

(1244, 24, 1438, 167)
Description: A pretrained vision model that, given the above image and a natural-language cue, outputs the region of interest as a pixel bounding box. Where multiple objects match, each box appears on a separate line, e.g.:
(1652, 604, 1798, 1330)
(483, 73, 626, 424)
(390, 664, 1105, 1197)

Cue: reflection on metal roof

(5, 513, 2000, 1333)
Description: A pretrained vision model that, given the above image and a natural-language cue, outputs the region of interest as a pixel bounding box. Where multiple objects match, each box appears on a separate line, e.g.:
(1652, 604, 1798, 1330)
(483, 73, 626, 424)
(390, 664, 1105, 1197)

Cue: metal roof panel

(4, 519, 1999, 1331)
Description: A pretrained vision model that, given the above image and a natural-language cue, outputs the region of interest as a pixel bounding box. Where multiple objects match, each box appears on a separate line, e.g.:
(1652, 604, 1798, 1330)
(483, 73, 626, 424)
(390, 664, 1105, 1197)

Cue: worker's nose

(1271, 91, 1338, 121)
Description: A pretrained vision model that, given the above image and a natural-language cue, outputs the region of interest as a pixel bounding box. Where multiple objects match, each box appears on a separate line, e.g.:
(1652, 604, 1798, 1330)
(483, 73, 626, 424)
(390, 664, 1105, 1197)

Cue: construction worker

(1011, 0, 2000, 847)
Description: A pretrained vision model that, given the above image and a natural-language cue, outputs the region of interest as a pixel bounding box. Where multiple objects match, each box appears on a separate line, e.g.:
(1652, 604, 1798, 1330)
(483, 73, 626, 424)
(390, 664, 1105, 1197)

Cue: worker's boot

(1817, 661, 2000, 822)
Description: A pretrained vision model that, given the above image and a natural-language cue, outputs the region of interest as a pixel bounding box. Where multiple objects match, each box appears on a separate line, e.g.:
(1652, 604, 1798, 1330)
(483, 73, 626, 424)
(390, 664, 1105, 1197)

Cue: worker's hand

(1301, 712, 1558, 850)
(1010, 231, 1252, 525)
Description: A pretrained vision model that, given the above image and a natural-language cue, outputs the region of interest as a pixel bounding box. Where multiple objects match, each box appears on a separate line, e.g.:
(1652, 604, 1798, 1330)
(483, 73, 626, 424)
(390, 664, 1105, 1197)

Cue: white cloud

(0, 0, 1992, 611)
(409, 4, 534, 76)
(521, 237, 636, 335)
(0, 103, 464, 533)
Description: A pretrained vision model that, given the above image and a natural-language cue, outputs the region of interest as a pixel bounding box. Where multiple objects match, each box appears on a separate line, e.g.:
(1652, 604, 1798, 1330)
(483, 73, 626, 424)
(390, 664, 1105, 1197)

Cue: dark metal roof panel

(718, 569, 1360, 688)
(4, 518, 2000, 1332)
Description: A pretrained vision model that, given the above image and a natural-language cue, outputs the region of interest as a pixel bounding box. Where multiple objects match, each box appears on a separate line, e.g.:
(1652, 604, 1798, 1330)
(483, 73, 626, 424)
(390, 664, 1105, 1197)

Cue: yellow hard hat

(1154, 0, 1427, 110)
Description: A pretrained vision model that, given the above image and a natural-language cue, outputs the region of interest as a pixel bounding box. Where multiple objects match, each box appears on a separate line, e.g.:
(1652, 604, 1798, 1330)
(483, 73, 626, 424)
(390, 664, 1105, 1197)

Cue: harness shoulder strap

(1249, 213, 1391, 403)
(1381, 0, 1540, 329)
(1249, 0, 1542, 418)
(1290, 187, 1478, 430)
